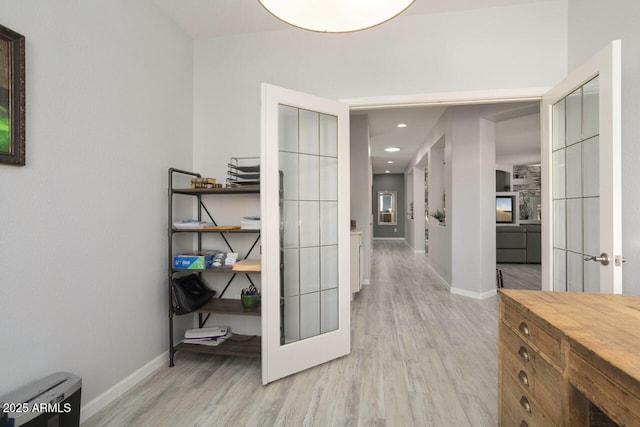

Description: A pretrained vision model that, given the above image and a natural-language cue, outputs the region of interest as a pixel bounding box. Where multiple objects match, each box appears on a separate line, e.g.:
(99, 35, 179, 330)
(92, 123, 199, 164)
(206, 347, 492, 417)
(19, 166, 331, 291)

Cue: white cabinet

(350, 231, 363, 295)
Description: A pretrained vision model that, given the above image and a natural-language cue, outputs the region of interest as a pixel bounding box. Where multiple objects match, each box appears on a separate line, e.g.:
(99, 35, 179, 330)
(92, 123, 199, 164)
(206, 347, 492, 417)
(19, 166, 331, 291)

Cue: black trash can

(0, 372, 81, 427)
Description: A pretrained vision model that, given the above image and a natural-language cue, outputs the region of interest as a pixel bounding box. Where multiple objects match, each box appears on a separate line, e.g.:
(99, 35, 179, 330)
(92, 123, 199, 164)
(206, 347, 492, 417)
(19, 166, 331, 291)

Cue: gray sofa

(496, 224, 541, 263)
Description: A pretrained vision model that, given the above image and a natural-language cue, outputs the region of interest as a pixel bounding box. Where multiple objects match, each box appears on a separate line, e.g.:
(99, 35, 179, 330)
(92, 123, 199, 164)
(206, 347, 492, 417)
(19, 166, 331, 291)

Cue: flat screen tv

(496, 195, 516, 224)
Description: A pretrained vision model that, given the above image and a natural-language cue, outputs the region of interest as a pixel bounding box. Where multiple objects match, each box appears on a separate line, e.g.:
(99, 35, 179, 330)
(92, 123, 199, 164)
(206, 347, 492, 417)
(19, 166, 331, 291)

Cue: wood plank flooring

(83, 240, 499, 427)
(496, 263, 542, 291)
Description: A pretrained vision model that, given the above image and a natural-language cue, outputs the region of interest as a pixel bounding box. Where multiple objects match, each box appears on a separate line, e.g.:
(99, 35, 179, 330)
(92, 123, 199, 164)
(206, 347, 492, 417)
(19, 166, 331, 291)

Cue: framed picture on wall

(0, 24, 26, 166)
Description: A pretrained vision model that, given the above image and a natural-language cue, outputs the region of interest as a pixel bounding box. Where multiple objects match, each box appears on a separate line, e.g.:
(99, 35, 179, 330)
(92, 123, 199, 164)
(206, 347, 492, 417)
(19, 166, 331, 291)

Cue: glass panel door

(261, 83, 350, 384)
(552, 77, 600, 292)
(542, 40, 622, 294)
(279, 105, 339, 343)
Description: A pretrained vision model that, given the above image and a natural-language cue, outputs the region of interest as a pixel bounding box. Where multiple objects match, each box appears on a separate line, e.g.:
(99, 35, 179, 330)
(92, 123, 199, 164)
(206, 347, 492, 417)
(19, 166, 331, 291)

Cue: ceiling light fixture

(385, 170, 391, 173)
(257, 0, 415, 33)
(384, 147, 400, 152)
(397, 123, 407, 128)
(387, 160, 394, 164)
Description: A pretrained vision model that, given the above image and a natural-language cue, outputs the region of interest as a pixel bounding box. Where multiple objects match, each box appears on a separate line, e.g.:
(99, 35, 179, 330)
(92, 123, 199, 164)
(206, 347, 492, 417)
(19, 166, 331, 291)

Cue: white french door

(542, 40, 622, 293)
(260, 83, 351, 384)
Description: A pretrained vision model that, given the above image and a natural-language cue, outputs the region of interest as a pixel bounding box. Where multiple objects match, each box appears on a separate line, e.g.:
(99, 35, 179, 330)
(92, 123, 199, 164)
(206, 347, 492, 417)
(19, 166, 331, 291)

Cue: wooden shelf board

(175, 335, 261, 358)
(172, 228, 260, 234)
(198, 298, 261, 316)
(172, 267, 261, 274)
(173, 187, 259, 195)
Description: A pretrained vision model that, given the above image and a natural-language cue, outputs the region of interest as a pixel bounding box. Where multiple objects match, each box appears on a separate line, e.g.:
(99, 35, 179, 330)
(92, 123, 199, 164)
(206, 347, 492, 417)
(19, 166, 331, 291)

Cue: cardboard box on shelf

(173, 250, 217, 270)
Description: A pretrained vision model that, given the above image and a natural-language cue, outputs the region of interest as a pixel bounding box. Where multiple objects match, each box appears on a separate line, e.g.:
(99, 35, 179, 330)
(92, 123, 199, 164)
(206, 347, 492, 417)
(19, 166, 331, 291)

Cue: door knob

(584, 252, 610, 266)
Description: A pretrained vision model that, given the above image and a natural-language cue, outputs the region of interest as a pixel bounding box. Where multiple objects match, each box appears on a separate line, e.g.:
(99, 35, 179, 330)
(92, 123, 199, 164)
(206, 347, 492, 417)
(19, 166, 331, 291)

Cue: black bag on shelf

(171, 274, 216, 315)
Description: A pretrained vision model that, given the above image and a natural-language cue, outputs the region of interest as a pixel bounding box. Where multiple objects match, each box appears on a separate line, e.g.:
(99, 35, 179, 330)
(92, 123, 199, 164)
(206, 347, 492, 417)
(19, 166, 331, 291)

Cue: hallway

(84, 240, 499, 426)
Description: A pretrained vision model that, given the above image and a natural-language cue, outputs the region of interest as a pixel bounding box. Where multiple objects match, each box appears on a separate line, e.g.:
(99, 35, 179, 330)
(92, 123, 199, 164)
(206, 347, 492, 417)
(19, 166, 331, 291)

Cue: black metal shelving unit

(167, 168, 261, 367)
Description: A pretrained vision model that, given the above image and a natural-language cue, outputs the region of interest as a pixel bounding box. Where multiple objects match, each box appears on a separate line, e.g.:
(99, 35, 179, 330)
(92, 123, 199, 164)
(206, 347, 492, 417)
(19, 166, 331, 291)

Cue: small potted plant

(429, 209, 446, 224)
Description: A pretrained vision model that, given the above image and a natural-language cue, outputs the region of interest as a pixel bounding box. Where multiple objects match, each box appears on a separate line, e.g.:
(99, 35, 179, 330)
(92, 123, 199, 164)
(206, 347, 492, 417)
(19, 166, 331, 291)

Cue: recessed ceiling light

(385, 170, 391, 173)
(384, 147, 400, 152)
(397, 123, 407, 128)
(387, 160, 394, 164)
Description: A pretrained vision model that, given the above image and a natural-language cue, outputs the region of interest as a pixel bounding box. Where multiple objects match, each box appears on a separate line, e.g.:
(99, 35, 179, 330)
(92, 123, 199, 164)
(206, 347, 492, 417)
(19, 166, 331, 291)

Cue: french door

(260, 83, 351, 384)
(541, 40, 622, 293)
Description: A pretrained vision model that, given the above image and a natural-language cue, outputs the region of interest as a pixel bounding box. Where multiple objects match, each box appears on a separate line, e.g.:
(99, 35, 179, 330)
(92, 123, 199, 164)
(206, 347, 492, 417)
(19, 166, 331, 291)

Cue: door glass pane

(553, 200, 566, 249)
(584, 260, 600, 292)
(279, 104, 340, 344)
(279, 105, 299, 152)
(319, 114, 338, 157)
(300, 293, 320, 339)
(566, 199, 582, 253)
(567, 251, 584, 292)
(283, 249, 299, 297)
(565, 143, 582, 198)
(553, 99, 566, 150)
(552, 150, 565, 199)
(583, 136, 599, 197)
(554, 249, 566, 291)
(283, 296, 300, 343)
(279, 152, 298, 200)
(321, 289, 339, 332)
(320, 245, 338, 290)
(583, 77, 599, 139)
(566, 88, 582, 145)
(299, 110, 319, 155)
(583, 197, 600, 259)
(299, 247, 320, 294)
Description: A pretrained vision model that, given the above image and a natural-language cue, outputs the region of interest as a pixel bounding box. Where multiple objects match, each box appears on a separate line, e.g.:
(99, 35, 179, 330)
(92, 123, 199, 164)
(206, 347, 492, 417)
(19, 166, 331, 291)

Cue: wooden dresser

(498, 289, 640, 426)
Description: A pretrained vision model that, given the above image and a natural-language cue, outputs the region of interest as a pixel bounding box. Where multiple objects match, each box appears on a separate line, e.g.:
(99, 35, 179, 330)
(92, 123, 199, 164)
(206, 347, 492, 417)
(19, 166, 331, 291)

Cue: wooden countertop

(499, 289, 640, 394)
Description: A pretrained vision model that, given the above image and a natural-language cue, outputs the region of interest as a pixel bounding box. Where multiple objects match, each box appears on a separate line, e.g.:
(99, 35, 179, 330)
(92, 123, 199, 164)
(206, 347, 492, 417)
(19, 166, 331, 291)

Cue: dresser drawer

(501, 298, 563, 368)
(501, 367, 557, 427)
(500, 322, 563, 422)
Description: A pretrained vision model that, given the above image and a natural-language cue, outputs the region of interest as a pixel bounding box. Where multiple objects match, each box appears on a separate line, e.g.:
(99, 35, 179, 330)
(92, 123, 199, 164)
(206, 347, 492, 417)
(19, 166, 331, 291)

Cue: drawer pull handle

(520, 422, 529, 427)
(520, 396, 531, 413)
(518, 346, 530, 361)
(519, 322, 530, 336)
(518, 370, 529, 386)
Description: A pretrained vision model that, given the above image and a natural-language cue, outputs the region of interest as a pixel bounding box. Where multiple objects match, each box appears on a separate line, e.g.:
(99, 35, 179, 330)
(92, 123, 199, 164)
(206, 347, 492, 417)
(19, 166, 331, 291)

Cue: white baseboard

(450, 286, 497, 300)
(413, 249, 425, 254)
(427, 265, 497, 300)
(372, 237, 405, 241)
(80, 351, 167, 423)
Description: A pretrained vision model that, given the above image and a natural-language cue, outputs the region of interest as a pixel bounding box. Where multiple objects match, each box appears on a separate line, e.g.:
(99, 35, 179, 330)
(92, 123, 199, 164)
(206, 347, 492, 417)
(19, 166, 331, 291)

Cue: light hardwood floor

(496, 263, 542, 291)
(83, 240, 499, 426)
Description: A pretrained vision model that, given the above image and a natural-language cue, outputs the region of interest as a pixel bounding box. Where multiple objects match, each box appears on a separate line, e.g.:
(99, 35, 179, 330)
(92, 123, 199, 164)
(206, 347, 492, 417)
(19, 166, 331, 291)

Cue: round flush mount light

(385, 170, 391, 173)
(387, 160, 394, 164)
(384, 147, 400, 152)
(258, 0, 415, 33)
(397, 123, 407, 128)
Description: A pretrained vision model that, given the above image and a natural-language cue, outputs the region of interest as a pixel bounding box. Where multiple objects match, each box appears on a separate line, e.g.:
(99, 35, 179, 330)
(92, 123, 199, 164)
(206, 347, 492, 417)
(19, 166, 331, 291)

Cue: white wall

(567, 0, 640, 295)
(0, 0, 194, 416)
(192, 1, 568, 178)
(350, 114, 372, 284)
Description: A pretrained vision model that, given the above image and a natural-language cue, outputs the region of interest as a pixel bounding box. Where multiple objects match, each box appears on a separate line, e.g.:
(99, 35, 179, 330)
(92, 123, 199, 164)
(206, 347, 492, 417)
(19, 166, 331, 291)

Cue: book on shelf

(231, 259, 261, 271)
(185, 326, 228, 339)
(183, 331, 232, 347)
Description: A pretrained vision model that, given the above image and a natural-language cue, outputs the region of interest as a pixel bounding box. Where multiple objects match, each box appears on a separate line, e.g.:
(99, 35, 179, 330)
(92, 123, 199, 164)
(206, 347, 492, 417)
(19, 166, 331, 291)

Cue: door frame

(342, 87, 550, 291)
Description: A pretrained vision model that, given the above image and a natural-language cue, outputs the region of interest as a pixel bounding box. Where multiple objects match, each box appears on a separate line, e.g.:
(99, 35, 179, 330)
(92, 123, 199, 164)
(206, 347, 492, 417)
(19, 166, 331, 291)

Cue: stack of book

(191, 177, 222, 189)
(183, 326, 231, 346)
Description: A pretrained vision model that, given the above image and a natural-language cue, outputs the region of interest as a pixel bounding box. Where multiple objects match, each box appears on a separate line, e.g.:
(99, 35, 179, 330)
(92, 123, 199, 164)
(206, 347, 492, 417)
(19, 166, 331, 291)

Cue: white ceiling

(153, 0, 545, 173)
(153, 0, 552, 40)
